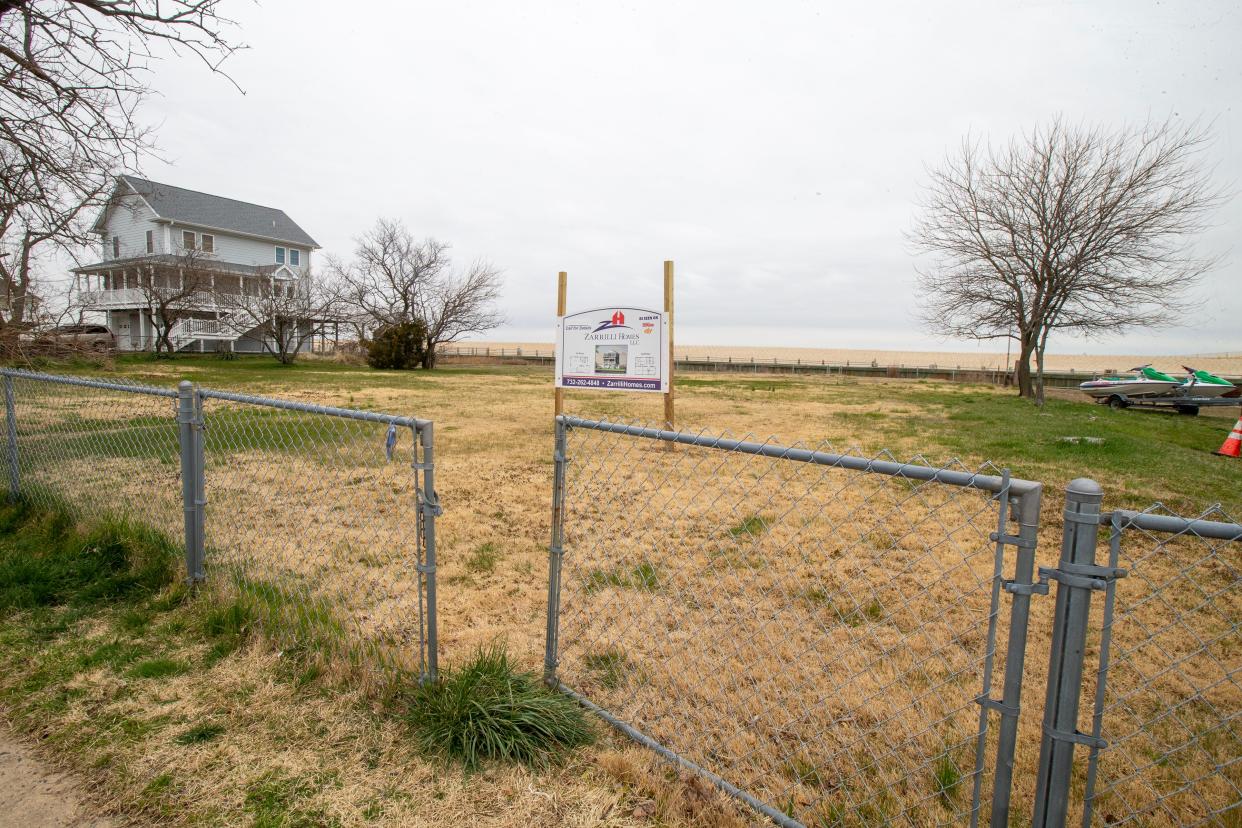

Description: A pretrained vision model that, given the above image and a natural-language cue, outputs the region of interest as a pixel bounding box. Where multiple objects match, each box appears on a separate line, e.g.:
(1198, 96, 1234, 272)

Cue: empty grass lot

(0, 353, 1237, 826)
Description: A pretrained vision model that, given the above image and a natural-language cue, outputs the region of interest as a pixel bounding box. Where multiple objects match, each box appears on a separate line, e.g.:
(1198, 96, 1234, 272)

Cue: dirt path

(0, 727, 117, 827)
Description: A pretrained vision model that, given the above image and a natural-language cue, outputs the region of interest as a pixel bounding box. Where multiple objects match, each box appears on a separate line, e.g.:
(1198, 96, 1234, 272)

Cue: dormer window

(275, 246, 286, 265)
(289, 249, 300, 267)
(183, 230, 197, 251)
(202, 234, 214, 254)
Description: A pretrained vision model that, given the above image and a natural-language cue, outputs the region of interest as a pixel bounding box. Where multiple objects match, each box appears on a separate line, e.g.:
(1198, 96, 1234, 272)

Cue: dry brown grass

(5, 361, 1238, 826)
(458, 341, 1242, 376)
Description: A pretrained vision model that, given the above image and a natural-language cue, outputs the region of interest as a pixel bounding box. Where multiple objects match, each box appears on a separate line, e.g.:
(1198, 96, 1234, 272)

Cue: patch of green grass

(149, 583, 190, 613)
(405, 644, 593, 769)
(801, 590, 883, 626)
(585, 560, 660, 593)
(174, 723, 226, 745)
(232, 576, 346, 655)
(116, 606, 153, 634)
(243, 770, 339, 828)
(933, 755, 963, 809)
(784, 756, 827, 788)
(201, 598, 253, 663)
(0, 500, 178, 615)
(137, 772, 176, 812)
(728, 513, 769, 539)
(78, 639, 148, 672)
(128, 657, 190, 680)
(465, 542, 499, 574)
(583, 648, 629, 689)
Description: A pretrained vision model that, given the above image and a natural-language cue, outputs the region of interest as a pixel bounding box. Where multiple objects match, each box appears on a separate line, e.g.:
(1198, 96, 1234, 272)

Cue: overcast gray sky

(134, 0, 1240, 355)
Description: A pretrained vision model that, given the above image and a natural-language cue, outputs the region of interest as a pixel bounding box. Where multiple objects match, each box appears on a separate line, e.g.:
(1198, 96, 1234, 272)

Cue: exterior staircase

(168, 317, 248, 352)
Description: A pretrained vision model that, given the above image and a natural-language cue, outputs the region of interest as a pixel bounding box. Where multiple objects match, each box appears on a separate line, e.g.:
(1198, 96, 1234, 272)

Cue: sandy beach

(453, 341, 1242, 375)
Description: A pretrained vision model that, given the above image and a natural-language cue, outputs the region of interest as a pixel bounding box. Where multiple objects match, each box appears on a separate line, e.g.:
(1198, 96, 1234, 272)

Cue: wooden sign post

(663, 260, 675, 440)
(553, 262, 674, 432)
(553, 271, 567, 418)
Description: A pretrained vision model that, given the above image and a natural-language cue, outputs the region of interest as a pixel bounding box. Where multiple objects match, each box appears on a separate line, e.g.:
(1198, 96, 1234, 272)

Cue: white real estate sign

(555, 307, 669, 392)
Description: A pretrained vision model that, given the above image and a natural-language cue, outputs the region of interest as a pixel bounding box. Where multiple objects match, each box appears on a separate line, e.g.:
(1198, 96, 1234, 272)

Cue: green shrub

(366, 321, 428, 370)
(405, 645, 593, 769)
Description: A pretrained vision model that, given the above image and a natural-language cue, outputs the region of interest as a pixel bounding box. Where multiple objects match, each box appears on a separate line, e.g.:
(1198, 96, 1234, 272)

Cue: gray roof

(114, 175, 319, 248)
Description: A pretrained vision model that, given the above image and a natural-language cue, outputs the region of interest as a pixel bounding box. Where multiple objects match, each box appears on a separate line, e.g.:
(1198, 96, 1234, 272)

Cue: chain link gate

(543, 415, 1046, 827)
(1031, 499, 1241, 828)
(0, 369, 441, 681)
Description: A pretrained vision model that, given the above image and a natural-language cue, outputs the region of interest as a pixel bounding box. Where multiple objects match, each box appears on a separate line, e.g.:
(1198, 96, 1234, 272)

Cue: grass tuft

(128, 657, 190, 680)
(728, 513, 769, 539)
(0, 501, 178, 614)
(583, 648, 629, 689)
(201, 598, 253, 664)
(586, 561, 660, 593)
(174, 723, 225, 745)
(933, 755, 963, 808)
(465, 542, 499, 574)
(405, 644, 593, 770)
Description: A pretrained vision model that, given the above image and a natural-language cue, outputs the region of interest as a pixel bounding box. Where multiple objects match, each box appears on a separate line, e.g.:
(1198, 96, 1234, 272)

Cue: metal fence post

(191, 387, 207, 583)
(418, 423, 440, 681)
(3, 374, 18, 501)
(544, 416, 568, 686)
(1032, 478, 1106, 827)
(176, 381, 201, 583)
(990, 484, 1043, 825)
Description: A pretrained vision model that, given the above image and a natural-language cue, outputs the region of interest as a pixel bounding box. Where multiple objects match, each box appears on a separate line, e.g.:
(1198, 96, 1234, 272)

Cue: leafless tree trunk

(415, 260, 504, 369)
(1, 1, 240, 343)
(213, 269, 342, 365)
(129, 253, 217, 356)
(911, 117, 1223, 404)
(332, 219, 504, 367)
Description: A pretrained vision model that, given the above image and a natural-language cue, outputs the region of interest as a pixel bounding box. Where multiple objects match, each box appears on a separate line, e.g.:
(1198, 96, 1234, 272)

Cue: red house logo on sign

(611, 311, 625, 326)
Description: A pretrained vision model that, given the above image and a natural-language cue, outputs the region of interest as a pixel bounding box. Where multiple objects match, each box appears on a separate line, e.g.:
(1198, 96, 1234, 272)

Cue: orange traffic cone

(1215, 416, 1242, 458)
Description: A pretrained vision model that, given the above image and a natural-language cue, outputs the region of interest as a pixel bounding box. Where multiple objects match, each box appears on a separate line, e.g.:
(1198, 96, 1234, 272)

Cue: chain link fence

(1071, 505, 1242, 828)
(545, 415, 1241, 828)
(543, 416, 1046, 827)
(3, 368, 1237, 827)
(0, 369, 439, 680)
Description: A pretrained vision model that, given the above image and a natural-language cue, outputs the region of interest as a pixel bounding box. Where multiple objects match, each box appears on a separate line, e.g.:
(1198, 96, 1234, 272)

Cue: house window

(112, 236, 119, 258)
(145, 229, 153, 254)
(289, 249, 300, 267)
(183, 230, 196, 251)
(275, 246, 286, 265)
(202, 234, 214, 254)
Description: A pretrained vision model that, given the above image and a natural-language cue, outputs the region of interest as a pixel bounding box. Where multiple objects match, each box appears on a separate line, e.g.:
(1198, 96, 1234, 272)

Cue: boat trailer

(1097, 392, 1242, 416)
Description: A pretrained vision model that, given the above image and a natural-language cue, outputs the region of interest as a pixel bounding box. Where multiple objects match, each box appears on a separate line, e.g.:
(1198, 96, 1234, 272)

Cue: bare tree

(0, 169, 109, 331)
(415, 260, 504, 368)
(214, 269, 342, 365)
(130, 252, 217, 355)
(1, 1, 239, 207)
(334, 218, 504, 367)
(912, 117, 1223, 404)
(0, 1, 240, 346)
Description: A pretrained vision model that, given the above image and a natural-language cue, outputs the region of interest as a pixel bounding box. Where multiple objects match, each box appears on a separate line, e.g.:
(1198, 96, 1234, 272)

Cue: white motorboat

(1078, 366, 1183, 399)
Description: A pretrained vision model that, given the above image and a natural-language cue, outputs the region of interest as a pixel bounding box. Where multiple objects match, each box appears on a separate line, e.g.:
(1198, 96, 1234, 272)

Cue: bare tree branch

(0, 1, 241, 338)
(911, 116, 1224, 404)
(334, 218, 504, 367)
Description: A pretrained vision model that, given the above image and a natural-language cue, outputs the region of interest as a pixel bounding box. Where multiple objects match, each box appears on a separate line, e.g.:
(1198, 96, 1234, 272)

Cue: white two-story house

(73, 175, 322, 352)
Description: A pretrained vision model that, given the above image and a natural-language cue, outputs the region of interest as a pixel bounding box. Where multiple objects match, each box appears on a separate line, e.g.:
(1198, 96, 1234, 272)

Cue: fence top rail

(559, 415, 1041, 497)
(0, 368, 180, 398)
(198, 387, 430, 430)
(1108, 509, 1242, 541)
